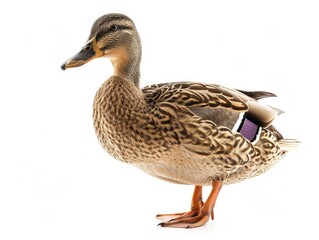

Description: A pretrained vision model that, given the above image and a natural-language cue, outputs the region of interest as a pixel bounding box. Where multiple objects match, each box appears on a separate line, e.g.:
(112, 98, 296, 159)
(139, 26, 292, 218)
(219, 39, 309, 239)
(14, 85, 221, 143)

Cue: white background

(0, 0, 318, 239)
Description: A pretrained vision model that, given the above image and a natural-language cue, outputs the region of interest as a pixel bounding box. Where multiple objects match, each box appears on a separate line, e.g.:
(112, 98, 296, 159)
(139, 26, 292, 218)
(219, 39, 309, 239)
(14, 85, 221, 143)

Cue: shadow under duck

(61, 13, 299, 228)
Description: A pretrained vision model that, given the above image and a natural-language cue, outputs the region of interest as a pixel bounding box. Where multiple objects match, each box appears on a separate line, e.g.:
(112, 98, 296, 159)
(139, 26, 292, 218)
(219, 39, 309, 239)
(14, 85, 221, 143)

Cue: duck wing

(142, 82, 279, 130)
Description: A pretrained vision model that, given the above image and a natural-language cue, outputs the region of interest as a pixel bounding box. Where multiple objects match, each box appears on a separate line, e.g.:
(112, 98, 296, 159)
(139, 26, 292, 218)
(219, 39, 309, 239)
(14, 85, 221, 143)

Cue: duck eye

(110, 25, 118, 31)
(83, 45, 92, 51)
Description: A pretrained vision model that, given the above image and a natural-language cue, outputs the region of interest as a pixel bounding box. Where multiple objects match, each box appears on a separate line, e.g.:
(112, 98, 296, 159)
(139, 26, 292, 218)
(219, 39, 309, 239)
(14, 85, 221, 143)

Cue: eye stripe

(95, 30, 108, 41)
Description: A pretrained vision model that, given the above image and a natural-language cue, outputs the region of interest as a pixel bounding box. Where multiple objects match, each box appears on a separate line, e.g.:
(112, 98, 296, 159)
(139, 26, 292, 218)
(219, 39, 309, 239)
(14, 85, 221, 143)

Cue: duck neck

(94, 76, 147, 123)
(110, 40, 141, 87)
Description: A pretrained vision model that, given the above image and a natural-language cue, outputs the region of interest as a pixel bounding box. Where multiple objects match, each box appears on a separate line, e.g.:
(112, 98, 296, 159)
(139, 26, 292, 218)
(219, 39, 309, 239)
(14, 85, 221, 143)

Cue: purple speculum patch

(238, 116, 260, 142)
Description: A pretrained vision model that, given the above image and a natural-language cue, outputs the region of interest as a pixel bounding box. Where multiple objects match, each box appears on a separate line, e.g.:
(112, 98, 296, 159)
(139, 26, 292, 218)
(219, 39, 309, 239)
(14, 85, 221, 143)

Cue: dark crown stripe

(96, 25, 133, 42)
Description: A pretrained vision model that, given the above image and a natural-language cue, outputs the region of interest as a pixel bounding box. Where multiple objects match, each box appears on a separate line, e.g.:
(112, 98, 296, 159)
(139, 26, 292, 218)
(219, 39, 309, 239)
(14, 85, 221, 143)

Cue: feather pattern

(143, 82, 248, 111)
(92, 77, 298, 185)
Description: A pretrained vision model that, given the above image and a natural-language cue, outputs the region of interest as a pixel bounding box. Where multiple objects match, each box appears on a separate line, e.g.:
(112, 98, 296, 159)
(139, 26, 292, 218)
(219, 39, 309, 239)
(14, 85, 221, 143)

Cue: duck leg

(158, 181, 223, 228)
(156, 185, 203, 222)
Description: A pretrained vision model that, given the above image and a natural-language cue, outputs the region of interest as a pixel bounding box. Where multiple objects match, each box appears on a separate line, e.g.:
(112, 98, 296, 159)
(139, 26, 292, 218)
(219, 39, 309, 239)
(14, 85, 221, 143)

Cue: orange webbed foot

(156, 210, 199, 222)
(158, 212, 210, 228)
(157, 181, 222, 229)
(156, 185, 203, 222)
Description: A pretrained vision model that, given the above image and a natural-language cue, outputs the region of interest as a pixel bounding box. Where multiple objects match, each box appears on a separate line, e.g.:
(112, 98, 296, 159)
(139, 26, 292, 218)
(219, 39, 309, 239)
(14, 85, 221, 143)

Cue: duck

(61, 13, 299, 228)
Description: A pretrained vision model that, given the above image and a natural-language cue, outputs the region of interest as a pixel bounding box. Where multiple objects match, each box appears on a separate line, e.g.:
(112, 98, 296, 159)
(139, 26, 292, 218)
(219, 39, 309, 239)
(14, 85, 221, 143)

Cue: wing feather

(143, 82, 248, 111)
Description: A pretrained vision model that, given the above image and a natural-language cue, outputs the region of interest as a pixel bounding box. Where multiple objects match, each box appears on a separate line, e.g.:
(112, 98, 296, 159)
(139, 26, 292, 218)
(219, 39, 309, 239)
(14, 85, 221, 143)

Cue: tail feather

(278, 139, 301, 151)
(237, 90, 277, 100)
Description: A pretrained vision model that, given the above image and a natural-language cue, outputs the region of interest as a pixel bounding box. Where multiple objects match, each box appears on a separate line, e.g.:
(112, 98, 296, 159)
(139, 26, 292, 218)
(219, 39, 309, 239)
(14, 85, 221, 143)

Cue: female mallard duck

(61, 13, 298, 228)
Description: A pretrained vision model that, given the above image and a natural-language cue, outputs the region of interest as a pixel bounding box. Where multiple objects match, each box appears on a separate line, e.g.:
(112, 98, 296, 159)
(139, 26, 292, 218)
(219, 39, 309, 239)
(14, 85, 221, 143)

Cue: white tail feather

(278, 139, 301, 151)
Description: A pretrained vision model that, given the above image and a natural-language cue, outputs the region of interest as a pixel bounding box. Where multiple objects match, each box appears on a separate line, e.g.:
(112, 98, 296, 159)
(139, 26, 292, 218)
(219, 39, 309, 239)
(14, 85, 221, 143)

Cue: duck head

(61, 13, 141, 84)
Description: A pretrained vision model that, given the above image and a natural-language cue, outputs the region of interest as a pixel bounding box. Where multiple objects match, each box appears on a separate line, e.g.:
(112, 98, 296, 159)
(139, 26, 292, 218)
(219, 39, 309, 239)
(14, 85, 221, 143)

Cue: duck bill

(61, 38, 103, 70)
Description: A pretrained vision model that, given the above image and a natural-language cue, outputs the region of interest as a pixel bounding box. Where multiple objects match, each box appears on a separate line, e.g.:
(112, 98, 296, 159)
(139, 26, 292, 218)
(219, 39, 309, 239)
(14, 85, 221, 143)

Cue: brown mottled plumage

(61, 13, 299, 228)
